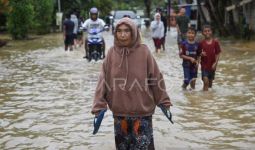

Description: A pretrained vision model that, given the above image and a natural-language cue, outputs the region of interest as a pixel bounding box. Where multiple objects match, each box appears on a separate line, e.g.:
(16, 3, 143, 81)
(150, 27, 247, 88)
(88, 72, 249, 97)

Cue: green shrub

(7, 0, 34, 39)
(32, 0, 54, 34)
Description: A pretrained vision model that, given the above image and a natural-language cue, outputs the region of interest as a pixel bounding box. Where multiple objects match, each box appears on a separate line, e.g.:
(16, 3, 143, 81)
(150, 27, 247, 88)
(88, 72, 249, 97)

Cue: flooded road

(0, 28, 255, 150)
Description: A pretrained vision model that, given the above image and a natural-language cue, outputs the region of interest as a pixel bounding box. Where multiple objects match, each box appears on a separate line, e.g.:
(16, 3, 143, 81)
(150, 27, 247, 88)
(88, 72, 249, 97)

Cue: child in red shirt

(199, 25, 221, 91)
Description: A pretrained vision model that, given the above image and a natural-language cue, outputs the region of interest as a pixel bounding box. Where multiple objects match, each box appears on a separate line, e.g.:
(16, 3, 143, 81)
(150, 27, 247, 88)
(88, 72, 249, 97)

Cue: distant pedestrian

(70, 12, 79, 48)
(63, 13, 74, 51)
(77, 16, 84, 47)
(176, 7, 190, 54)
(156, 8, 167, 51)
(180, 27, 200, 90)
(150, 13, 165, 53)
(105, 14, 111, 26)
(199, 25, 221, 91)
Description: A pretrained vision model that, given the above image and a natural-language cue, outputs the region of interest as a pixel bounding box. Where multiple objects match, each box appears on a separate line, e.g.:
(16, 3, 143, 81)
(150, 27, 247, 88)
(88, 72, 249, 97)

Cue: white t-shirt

(71, 14, 78, 34)
(82, 18, 106, 31)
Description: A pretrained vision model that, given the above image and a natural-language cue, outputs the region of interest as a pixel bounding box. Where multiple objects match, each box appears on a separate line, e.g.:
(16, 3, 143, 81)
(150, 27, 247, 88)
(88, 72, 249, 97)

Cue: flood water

(0, 28, 254, 150)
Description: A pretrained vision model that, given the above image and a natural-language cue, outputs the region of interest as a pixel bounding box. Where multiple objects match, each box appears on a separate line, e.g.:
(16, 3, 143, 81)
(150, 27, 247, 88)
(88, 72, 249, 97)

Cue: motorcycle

(83, 27, 108, 62)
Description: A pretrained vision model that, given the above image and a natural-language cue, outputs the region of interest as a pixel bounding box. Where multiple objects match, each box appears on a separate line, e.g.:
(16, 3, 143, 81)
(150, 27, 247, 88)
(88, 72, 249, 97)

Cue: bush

(7, 0, 34, 39)
(33, 0, 54, 34)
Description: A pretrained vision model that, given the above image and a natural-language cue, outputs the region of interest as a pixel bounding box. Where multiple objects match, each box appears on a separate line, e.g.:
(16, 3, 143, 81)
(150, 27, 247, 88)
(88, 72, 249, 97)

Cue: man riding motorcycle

(82, 7, 106, 59)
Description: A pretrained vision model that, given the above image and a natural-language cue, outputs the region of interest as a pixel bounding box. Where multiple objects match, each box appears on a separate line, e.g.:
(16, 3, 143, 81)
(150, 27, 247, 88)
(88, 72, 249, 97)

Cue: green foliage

(0, 0, 10, 14)
(80, 0, 114, 19)
(172, 1, 179, 13)
(7, 0, 34, 39)
(61, 0, 82, 16)
(111, 0, 145, 11)
(32, 0, 54, 34)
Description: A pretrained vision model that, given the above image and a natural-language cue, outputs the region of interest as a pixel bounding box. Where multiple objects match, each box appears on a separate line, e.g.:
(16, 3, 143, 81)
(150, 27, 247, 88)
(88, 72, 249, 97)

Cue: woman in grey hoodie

(150, 13, 165, 53)
(92, 17, 172, 150)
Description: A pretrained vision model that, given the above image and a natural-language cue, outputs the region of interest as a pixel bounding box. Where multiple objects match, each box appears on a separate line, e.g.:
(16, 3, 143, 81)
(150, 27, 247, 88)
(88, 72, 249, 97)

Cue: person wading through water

(91, 17, 173, 149)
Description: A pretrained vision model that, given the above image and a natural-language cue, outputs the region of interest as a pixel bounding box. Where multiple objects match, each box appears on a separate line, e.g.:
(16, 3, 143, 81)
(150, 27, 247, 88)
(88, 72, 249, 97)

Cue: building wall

(243, 1, 255, 30)
(249, 1, 255, 30)
(225, 0, 255, 31)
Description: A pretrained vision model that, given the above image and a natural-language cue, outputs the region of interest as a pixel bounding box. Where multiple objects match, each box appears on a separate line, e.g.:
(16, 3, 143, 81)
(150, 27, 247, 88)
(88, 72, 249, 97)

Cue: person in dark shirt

(63, 13, 75, 51)
(176, 7, 190, 54)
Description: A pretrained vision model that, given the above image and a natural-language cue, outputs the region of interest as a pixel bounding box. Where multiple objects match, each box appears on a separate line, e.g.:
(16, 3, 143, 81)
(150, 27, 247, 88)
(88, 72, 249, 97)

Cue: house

(225, 0, 255, 31)
(174, 0, 210, 30)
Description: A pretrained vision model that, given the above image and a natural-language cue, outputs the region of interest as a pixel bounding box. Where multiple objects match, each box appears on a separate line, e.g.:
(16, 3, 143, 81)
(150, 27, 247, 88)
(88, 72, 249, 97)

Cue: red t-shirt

(199, 39, 221, 71)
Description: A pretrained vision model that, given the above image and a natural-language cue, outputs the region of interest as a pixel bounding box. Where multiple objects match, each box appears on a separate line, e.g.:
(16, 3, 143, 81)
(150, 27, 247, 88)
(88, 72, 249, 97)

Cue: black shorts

(64, 34, 74, 46)
(202, 70, 215, 80)
(73, 33, 77, 39)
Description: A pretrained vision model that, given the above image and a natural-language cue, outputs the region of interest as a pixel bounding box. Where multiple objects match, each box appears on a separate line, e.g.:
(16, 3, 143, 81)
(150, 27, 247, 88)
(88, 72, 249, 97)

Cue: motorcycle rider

(82, 7, 106, 59)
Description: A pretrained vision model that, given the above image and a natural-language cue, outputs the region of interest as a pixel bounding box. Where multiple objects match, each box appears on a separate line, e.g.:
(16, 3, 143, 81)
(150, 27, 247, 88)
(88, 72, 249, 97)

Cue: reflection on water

(0, 30, 254, 149)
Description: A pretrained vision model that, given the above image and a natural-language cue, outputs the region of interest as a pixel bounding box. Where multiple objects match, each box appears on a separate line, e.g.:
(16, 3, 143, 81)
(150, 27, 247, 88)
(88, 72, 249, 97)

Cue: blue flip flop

(159, 104, 174, 124)
(93, 109, 107, 135)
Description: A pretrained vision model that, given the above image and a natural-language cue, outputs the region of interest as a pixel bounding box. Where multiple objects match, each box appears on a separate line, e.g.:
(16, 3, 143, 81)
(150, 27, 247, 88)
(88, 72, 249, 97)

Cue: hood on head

(114, 17, 141, 49)
(154, 13, 161, 20)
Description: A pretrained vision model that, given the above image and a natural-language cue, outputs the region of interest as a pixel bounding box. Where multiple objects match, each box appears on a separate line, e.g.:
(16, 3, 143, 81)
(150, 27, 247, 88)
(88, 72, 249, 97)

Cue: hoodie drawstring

(118, 48, 130, 90)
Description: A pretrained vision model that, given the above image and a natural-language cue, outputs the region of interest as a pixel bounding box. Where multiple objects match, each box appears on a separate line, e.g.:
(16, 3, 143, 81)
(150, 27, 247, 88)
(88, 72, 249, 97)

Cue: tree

(204, 0, 229, 36)
(0, 0, 9, 28)
(82, 0, 114, 18)
(197, 0, 207, 24)
(7, 0, 34, 39)
(33, 0, 54, 34)
(144, 0, 151, 18)
(0, 0, 10, 14)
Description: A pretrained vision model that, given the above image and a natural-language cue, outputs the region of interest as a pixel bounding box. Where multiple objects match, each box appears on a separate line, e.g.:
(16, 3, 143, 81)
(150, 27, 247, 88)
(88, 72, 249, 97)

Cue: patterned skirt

(114, 116, 154, 150)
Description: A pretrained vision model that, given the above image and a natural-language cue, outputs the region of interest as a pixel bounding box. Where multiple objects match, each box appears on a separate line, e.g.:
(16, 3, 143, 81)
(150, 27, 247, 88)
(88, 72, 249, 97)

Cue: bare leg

(162, 37, 165, 51)
(209, 80, 213, 88)
(84, 38, 88, 58)
(162, 43, 165, 51)
(182, 83, 188, 90)
(202, 77, 209, 91)
(80, 37, 84, 47)
(73, 39, 77, 48)
(190, 79, 196, 89)
(69, 45, 73, 51)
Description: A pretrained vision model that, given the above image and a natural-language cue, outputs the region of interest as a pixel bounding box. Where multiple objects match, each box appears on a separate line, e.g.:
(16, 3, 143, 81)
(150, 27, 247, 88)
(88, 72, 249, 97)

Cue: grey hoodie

(91, 18, 172, 117)
(71, 14, 78, 34)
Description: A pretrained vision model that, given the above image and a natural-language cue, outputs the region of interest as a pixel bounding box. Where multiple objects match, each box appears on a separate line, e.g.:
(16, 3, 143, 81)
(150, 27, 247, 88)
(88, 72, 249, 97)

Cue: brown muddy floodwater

(0, 28, 254, 150)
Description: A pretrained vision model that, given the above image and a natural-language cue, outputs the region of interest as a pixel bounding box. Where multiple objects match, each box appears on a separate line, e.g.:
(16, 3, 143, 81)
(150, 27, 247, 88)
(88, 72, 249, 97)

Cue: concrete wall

(240, 0, 255, 30)
(244, 1, 255, 30)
